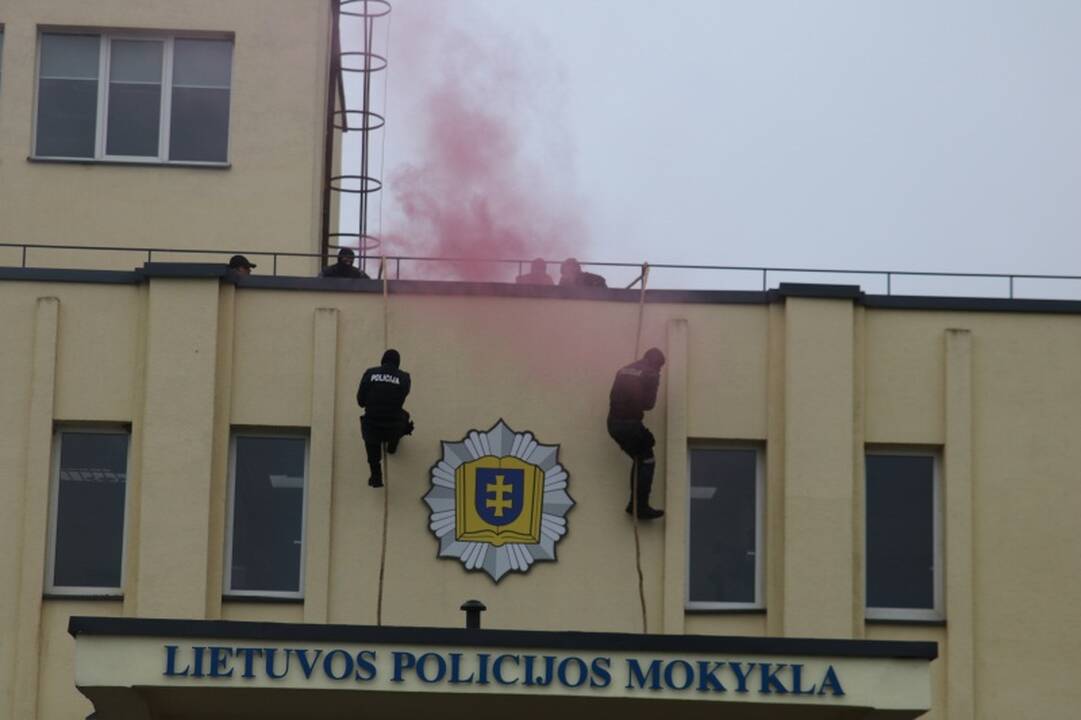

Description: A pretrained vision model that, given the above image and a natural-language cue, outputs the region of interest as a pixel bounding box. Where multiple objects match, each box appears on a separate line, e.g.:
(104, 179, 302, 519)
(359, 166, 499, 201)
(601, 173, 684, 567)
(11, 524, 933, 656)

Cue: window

(865, 450, 943, 621)
(225, 434, 308, 598)
(34, 31, 232, 163)
(687, 446, 764, 609)
(46, 429, 129, 594)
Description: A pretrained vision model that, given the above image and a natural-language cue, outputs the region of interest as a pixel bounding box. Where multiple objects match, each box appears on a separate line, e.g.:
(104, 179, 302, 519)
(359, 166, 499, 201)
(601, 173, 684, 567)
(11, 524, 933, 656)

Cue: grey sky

(343, 0, 1081, 292)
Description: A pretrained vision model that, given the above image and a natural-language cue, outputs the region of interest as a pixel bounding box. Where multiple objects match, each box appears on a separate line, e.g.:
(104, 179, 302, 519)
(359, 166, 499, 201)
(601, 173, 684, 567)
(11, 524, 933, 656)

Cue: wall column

(662, 318, 689, 634)
(765, 302, 787, 636)
(10, 297, 59, 720)
(781, 290, 858, 638)
(133, 278, 221, 619)
(305, 308, 339, 622)
(945, 328, 975, 720)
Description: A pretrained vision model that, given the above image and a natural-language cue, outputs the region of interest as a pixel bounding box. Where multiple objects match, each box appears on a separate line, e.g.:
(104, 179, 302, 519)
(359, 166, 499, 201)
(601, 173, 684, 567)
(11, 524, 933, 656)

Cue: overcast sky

(341, 0, 1081, 293)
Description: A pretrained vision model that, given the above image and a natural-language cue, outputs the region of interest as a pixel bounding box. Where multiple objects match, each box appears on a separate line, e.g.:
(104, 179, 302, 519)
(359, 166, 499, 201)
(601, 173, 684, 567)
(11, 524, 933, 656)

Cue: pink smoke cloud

(381, 2, 588, 281)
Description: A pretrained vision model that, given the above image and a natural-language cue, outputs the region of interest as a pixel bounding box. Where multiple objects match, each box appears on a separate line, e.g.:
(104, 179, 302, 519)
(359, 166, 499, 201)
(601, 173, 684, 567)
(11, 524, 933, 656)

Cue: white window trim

(685, 443, 766, 611)
(864, 447, 944, 622)
(45, 426, 131, 596)
(223, 431, 309, 600)
(32, 29, 231, 165)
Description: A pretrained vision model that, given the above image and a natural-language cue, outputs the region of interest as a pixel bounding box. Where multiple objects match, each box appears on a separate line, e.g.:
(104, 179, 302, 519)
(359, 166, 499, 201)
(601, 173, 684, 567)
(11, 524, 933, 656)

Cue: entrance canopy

(70, 617, 936, 719)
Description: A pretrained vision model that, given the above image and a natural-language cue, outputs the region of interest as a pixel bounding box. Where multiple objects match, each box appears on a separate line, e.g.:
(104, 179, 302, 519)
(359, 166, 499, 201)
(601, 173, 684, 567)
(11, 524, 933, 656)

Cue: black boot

(625, 458, 664, 520)
(368, 463, 383, 488)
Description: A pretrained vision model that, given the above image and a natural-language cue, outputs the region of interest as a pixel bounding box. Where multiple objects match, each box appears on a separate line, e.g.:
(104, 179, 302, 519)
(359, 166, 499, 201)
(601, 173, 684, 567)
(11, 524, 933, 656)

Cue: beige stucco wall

(0, 0, 331, 274)
(3, 276, 1081, 718)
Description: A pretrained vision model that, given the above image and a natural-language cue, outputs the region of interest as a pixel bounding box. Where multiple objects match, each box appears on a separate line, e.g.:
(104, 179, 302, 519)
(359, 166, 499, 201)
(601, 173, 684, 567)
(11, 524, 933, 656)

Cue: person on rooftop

(559, 257, 607, 288)
(321, 247, 370, 279)
(515, 258, 554, 285)
(227, 255, 256, 276)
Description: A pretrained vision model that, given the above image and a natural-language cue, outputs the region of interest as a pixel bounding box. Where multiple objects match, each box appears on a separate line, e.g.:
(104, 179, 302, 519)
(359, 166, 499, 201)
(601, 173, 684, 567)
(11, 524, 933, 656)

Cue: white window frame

(45, 426, 131, 596)
(32, 29, 231, 165)
(224, 431, 309, 600)
(685, 443, 766, 611)
(864, 447, 944, 622)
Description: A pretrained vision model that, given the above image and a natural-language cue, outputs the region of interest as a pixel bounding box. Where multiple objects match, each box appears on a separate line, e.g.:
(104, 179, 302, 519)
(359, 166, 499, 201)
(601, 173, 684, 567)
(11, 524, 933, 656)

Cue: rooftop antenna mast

(322, 0, 391, 274)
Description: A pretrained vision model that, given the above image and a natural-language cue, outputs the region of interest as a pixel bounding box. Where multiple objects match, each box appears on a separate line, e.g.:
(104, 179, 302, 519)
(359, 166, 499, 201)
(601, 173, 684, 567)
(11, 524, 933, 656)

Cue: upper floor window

(47, 429, 129, 595)
(34, 31, 232, 163)
(687, 446, 765, 610)
(865, 450, 943, 621)
(225, 433, 308, 599)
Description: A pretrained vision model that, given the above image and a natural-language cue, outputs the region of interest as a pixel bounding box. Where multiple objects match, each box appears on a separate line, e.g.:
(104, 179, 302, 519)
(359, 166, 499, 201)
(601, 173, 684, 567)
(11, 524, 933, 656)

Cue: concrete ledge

(69, 616, 937, 660)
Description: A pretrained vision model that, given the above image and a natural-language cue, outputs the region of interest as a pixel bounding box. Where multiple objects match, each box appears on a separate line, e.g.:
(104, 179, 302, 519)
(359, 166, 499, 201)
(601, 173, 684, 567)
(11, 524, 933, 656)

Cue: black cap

(381, 349, 401, 368)
(228, 254, 256, 269)
(337, 247, 356, 259)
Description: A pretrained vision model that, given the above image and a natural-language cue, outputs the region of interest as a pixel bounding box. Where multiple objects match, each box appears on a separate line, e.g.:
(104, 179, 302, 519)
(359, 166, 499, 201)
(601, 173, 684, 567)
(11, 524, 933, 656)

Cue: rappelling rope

(632, 262, 650, 634)
(376, 255, 390, 626)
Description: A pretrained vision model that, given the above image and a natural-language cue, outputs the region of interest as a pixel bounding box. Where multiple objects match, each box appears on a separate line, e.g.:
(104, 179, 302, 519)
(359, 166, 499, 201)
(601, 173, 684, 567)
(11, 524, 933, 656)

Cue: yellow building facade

(1, 1, 1080, 719)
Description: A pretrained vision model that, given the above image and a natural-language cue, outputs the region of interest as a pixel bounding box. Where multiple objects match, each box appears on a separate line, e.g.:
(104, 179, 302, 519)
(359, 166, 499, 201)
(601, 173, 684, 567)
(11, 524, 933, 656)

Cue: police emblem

(424, 420, 575, 582)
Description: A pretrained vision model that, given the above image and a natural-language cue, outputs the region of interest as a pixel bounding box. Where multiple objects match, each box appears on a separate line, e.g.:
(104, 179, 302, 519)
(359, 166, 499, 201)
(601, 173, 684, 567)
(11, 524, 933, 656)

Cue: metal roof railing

(4, 241, 1081, 301)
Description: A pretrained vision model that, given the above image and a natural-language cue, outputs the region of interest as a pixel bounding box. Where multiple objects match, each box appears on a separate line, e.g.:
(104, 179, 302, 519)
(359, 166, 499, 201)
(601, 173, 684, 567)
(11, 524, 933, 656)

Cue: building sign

(424, 420, 574, 582)
(161, 644, 845, 697)
(71, 622, 936, 717)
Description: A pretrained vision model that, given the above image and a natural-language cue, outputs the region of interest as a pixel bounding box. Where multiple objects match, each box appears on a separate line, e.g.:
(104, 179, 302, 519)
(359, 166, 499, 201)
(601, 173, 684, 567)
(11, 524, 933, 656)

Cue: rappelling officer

(357, 349, 414, 488)
(607, 347, 666, 519)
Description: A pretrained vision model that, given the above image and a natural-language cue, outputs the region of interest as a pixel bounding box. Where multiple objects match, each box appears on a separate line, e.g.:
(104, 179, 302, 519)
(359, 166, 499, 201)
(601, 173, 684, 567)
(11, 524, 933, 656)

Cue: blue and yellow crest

(424, 420, 575, 582)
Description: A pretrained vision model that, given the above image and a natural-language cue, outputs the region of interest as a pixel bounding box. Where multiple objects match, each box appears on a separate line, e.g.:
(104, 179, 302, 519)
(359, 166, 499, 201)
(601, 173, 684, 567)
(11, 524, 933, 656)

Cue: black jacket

(357, 363, 411, 418)
(608, 358, 660, 422)
(559, 271, 607, 288)
(322, 262, 369, 279)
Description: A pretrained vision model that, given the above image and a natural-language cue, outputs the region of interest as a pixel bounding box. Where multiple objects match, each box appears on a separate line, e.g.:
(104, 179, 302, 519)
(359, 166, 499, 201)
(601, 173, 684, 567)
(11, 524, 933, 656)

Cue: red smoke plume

(382, 3, 587, 281)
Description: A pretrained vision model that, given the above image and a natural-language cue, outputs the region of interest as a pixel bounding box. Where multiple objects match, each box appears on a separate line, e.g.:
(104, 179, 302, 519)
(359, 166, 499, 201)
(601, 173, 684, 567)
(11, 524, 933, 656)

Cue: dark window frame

(46, 426, 131, 596)
(864, 447, 944, 622)
(686, 444, 765, 611)
(224, 431, 309, 600)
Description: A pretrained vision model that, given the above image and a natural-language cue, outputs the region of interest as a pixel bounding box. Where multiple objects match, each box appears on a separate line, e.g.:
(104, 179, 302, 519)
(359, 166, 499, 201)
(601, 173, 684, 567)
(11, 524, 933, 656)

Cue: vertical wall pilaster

(11, 297, 59, 720)
(782, 295, 857, 638)
(204, 284, 237, 619)
(305, 308, 339, 623)
(765, 303, 786, 636)
(945, 328, 975, 720)
(134, 279, 220, 619)
(851, 306, 867, 639)
(662, 318, 689, 634)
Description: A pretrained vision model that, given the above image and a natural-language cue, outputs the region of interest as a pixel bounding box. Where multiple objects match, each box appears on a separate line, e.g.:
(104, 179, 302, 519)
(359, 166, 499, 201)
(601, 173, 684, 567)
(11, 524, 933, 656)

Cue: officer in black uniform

(321, 247, 370, 279)
(357, 349, 413, 487)
(607, 347, 665, 519)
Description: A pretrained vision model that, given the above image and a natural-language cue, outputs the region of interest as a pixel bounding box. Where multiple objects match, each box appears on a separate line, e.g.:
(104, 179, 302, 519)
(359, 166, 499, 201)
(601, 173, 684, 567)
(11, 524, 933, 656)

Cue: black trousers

(607, 418, 656, 504)
(361, 411, 412, 471)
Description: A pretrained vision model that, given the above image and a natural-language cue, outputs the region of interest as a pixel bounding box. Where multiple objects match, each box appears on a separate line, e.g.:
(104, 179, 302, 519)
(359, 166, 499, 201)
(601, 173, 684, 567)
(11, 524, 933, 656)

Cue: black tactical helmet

(381, 349, 401, 368)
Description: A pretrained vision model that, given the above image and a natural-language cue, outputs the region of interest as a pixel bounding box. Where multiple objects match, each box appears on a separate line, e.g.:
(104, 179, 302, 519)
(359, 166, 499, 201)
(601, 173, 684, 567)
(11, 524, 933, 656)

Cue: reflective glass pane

(106, 83, 161, 156)
(230, 437, 306, 593)
(173, 39, 232, 87)
(35, 78, 97, 157)
(53, 432, 128, 589)
(866, 454, 935, 609)
(689, 448, 758, 603)
(169, 87, 229, 162)
(40, 33, 100, 79)
(109, 39, 163, 83)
